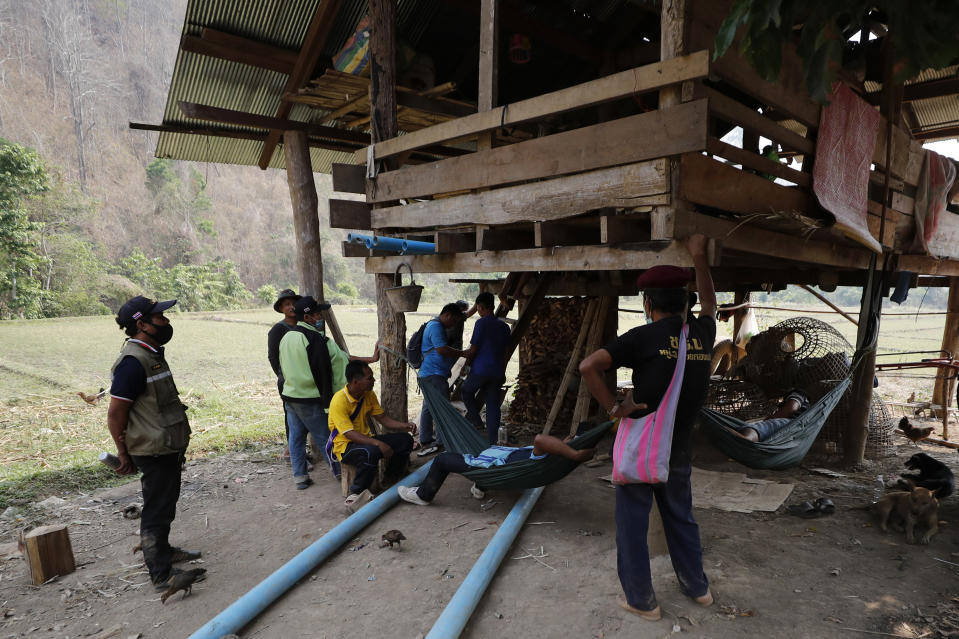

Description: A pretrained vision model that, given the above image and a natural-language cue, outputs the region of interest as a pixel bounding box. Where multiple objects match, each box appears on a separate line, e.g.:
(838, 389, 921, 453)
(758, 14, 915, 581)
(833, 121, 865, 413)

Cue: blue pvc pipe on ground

(425, 486, 545, 639)
(186, 462, 433, 639)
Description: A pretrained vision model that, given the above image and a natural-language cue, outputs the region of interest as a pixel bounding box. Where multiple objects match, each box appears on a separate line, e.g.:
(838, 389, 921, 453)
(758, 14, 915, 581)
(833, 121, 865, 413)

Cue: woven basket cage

(705, 317, 895, 458)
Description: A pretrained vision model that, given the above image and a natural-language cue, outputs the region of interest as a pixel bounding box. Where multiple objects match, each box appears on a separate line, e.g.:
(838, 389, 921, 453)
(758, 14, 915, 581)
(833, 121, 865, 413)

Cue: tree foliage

(0, 141, 49, 318)
(715, 0, 959, 104)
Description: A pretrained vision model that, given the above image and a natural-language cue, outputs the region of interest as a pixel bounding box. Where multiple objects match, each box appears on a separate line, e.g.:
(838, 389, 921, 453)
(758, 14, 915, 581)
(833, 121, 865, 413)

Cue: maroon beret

(636, 265, 693, 290)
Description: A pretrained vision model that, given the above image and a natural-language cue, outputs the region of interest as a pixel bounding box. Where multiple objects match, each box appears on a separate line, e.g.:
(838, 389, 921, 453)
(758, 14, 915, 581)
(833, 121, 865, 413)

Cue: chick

(381, 529, 406, 550)
(77, 388, 106, 405)
(160, 568, 206, 603)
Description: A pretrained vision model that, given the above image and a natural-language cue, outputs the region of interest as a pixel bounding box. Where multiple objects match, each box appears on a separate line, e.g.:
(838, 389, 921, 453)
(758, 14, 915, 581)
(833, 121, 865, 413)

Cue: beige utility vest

(110, 341, 191, 456)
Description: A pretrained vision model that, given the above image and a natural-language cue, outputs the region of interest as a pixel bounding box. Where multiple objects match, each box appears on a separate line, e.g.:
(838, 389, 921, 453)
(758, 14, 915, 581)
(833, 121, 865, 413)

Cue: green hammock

(418, 377, 614, 490)
(698, 376, 851, 470)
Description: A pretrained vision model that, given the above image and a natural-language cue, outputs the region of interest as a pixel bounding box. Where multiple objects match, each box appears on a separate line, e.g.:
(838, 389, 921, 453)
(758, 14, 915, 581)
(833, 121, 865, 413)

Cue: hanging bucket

(385, 263, 423, 313)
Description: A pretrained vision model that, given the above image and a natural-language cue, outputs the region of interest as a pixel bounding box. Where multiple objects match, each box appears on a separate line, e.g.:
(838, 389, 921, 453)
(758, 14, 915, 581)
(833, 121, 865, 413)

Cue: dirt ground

(1, 427, 958, 639)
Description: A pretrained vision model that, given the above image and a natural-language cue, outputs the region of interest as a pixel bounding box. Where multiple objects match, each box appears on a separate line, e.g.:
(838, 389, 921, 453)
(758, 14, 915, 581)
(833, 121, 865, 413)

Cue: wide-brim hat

(273, 288, 302, 312)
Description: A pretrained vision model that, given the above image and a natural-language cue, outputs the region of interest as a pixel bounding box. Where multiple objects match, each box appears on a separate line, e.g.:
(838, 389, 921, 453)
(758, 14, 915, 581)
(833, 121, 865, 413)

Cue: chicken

(899, 416, 934, 447)
(381, 529, 406, 550)
(906, 392, 916, 403)
(77, 388, 106, 405)
(160, 568, 206, 603)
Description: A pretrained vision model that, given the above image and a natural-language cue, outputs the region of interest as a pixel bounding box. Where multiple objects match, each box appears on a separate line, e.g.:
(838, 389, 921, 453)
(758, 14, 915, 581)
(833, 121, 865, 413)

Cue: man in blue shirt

(417, 303, 468, 455)
(462, 292, 511, 444)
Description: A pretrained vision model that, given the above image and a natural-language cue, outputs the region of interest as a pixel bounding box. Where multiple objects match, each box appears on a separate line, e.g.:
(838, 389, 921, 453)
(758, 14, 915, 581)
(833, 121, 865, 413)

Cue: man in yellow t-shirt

(329, 361, 417, 502)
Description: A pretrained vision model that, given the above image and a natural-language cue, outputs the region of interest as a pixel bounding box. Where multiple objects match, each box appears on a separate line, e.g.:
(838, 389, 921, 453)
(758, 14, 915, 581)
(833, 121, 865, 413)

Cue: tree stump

(21, 525, 75, 585)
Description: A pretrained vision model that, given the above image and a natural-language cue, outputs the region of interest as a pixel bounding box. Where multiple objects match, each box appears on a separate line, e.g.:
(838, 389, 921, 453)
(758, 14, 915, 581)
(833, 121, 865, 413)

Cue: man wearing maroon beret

(580, 234, 717, 621)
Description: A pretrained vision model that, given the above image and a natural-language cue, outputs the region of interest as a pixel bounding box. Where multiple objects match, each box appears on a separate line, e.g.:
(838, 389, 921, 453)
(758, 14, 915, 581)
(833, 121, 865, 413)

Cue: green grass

(0, 302, 947, 509)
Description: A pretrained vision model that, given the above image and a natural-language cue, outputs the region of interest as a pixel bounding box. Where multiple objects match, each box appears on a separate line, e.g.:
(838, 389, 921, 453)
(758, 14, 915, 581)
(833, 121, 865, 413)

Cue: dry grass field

(0, 301, 947, 508)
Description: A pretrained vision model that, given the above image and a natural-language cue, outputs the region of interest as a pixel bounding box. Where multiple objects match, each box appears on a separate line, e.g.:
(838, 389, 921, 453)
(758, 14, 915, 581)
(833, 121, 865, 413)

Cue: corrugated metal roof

(157, 0, 442, 172)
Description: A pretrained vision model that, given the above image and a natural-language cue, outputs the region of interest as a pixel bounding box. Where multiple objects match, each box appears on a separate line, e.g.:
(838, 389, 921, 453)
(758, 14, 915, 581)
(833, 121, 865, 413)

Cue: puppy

(900, 452, 954, 499)
(876, 486, 939, 544)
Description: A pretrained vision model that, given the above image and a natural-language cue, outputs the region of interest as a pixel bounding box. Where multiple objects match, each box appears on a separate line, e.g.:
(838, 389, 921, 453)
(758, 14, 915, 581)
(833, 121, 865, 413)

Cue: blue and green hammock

(418, 378, 614, 490)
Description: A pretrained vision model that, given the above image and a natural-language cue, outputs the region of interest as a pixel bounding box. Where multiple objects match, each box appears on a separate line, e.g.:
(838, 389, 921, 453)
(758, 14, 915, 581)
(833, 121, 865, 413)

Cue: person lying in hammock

(723, 389, 810, 442)
(397, 434, 595, 505)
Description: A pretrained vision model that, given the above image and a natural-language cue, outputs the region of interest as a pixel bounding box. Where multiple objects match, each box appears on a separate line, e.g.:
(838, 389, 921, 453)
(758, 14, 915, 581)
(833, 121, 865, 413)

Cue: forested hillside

(0, 0, 456, 320)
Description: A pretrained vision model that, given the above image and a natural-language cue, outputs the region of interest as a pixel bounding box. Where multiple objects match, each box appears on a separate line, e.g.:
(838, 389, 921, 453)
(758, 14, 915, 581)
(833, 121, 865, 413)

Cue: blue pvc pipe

(400, 239, 436, 255)
(425, 486, 545, 639)
(344, 233, 436, 255)
(186, 462, 433, 639)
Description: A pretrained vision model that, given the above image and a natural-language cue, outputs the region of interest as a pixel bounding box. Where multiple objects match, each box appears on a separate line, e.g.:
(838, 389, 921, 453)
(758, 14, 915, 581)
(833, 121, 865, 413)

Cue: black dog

(899, 452, 954, 499)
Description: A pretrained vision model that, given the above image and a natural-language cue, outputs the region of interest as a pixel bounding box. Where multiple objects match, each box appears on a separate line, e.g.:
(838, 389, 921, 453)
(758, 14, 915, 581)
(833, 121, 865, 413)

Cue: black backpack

(406, 320, 435, 369)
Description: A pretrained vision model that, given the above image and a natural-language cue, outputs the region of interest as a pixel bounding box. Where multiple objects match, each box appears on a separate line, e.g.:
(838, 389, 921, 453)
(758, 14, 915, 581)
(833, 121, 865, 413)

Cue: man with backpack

(414, 303, 469, 456)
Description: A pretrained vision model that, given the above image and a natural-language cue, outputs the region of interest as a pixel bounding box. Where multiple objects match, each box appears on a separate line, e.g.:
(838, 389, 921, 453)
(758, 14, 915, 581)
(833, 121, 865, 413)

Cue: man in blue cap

(107, 296, 201, 593)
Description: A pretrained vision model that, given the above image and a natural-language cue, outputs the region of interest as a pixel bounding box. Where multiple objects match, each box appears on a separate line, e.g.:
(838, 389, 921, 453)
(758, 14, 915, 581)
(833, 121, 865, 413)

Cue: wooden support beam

(477, 0, 499, 152)
(371, 160, 668, 229)
(178, 101, 370, 145)
(495, 272, 524, 318)
(341, 241, 392, 258)
(367, 100, 707, 202)
(369, 0, 398, 162)
(130, 121, 358, 156)
(329, 199, 372, 230)
(798, 284, 859, 326)
(503, 274, 552, 364)
(376, 273, 407, 420)
(659, 0, 688, 109)
(357, 51, 709, 162)
(332, 163, 366, 193)
(679, 152, 811, 216)
(707, 138, 811, 187)
(932, 277, 959, 437)
(672, 208, 872, 270)
(364, 241, 696, 273)
(543, 299, 598, 436)
(257, 0, 342, 169)
(704, 87, 815, 155)
(897, 255, 959, 277)
(570, 297, 611, 433)
(180, 29, 298, 74)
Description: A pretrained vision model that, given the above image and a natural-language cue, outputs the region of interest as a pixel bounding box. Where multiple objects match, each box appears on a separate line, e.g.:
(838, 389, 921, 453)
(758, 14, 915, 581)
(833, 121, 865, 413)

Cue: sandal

(417, 443, 441, 457)
(814, 497, 835, 515)
(344, 489, 373, 512)
(786, 501, 821, 518)
(616, 596, 661, 621)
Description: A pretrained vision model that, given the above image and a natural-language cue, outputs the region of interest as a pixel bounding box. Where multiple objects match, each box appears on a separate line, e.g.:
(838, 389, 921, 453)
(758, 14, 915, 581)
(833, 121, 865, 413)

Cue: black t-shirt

(604, 314, 716, 465)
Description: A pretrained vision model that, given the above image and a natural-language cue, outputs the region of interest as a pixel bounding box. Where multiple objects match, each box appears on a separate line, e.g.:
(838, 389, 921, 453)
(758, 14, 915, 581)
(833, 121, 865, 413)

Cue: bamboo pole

(542, 299, 598, 436)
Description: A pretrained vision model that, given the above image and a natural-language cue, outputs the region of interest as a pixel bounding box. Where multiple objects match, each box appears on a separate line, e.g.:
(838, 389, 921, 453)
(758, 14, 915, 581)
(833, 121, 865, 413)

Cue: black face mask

(146, 321, 173, 345)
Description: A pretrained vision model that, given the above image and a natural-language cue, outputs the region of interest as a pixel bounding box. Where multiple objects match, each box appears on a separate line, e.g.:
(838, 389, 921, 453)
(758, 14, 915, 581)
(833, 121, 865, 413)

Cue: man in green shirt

(279, 296, 378, 489)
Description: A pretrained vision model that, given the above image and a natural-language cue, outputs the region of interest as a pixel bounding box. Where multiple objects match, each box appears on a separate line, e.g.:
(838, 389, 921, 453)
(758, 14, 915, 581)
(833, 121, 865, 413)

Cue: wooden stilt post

(376, 273, 407, 420)
(503, 274, 552, 364)
(369, 0, 405, 419)
(477, 0, 499, 152)
(283, 129, 348, 352)
(933, 277, 959, 439)
(652, 0, 690, 243)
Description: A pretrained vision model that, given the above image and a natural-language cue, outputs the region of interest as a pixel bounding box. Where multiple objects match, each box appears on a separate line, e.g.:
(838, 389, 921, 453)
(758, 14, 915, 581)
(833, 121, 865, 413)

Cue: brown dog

(877, 485, 939, 544)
